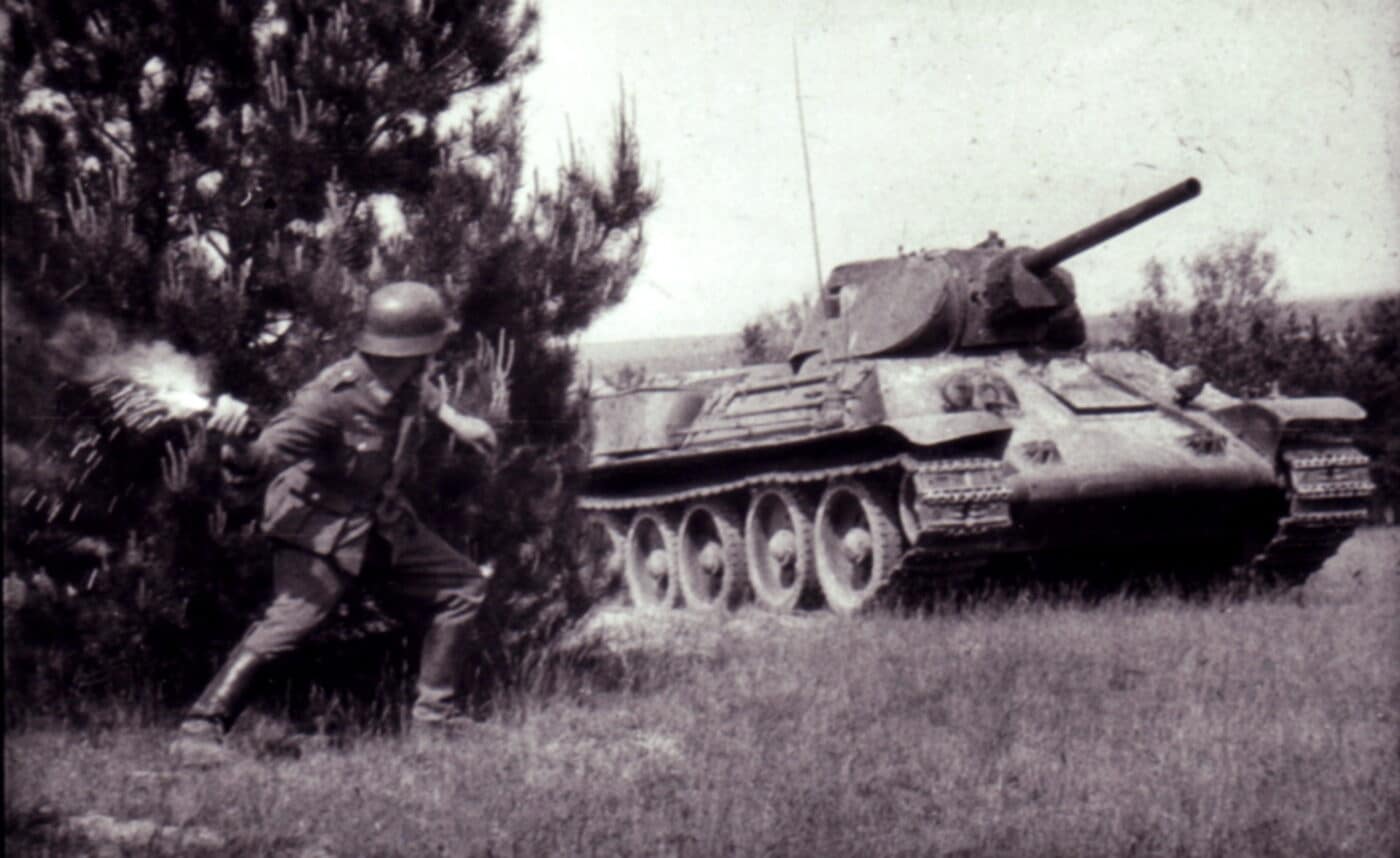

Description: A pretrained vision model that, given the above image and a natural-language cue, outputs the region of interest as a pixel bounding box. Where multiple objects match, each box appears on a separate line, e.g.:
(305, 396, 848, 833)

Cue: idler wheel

(624, 510, 680, 610)
(677, 501, 748, 611)
(745, 487, 815, 612)
(814, 479, 903, 614)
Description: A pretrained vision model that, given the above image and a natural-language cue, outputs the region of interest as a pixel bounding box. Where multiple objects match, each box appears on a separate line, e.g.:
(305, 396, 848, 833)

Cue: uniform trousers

(240, 520, 486, 723)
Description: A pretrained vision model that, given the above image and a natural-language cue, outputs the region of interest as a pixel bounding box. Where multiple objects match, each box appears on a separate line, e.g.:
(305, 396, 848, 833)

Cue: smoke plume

(44, 311, 214, 422)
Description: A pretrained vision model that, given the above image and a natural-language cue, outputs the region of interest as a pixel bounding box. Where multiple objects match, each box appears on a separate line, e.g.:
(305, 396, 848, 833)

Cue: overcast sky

(518, 0, 1400, 343)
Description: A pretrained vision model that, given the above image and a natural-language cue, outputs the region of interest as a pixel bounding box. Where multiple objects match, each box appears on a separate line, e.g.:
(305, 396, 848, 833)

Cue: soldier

(171, 281, 498, 761)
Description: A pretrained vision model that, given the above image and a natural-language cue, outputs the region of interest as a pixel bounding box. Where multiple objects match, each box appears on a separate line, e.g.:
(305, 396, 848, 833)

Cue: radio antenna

(793, 39, 824, 295)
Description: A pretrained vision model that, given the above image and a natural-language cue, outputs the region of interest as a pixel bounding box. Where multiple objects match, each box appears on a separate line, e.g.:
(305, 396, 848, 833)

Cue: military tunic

(248, 352, 443, 573)
(220, 352, 485, 723)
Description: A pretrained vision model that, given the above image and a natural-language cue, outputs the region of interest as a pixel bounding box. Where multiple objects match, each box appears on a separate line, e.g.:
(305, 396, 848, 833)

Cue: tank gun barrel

(1024, 178, 1201, 275)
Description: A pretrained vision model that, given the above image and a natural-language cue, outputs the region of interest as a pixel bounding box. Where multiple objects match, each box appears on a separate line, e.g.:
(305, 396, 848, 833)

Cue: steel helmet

(356, 281, 450, 357)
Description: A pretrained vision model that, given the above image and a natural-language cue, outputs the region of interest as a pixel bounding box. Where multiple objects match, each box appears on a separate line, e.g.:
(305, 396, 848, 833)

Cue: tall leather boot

(410, 622, 471, 730)
(169, 646, 269, 764)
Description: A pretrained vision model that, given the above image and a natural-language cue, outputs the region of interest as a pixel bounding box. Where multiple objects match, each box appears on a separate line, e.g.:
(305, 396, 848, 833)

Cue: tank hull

(583, 349, 1371, 612)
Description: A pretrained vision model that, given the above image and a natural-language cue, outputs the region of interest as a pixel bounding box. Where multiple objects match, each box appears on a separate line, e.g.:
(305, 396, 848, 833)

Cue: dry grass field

(7, 528, 1399, 857)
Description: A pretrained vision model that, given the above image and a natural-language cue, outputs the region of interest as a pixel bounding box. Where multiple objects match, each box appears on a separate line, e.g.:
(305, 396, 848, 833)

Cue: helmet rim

(355, 328, 447, 358)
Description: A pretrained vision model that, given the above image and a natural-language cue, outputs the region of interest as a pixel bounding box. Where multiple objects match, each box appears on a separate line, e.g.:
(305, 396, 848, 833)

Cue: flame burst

(15, 313, 221, 534)
(88, 341, 214, 430)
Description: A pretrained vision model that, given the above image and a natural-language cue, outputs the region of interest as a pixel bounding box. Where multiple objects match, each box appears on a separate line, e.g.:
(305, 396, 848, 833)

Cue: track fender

(882, 410, 1012, 448)
(1211, 397, 1366, 459)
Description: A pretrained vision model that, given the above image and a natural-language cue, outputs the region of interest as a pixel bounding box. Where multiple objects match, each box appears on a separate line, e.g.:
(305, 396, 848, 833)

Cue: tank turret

(789, 179, 1201, 368)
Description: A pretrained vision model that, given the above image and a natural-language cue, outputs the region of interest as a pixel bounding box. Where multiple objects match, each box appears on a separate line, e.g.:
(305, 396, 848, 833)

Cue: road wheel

(579, 512, 627, 601)
(677, 501, 748, 611)
(745, 487, 815, 612)
(813, 479, 904, 614)
(624, 510, 680, 610)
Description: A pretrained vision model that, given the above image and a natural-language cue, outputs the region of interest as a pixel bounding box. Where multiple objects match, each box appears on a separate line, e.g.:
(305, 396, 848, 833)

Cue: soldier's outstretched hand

(208, 394, 252, 438)
(435, 402, 498, 458)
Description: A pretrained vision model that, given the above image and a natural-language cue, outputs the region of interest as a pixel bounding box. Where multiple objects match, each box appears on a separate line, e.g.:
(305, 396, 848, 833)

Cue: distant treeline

(579, 292, 1393, 380)
(1090, 292, 1391, 349)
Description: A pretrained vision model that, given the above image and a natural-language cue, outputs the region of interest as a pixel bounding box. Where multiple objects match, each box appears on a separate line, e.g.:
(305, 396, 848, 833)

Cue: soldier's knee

(243, 596, 338, 655)
(242, 622, 311, 657)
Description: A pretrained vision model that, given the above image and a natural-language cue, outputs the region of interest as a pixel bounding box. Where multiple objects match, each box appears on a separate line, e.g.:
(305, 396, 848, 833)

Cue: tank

(580, 179, 1375, 613)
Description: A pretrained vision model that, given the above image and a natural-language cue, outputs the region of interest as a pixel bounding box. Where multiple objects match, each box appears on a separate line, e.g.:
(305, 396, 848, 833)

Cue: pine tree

(2, 1, 655, 714)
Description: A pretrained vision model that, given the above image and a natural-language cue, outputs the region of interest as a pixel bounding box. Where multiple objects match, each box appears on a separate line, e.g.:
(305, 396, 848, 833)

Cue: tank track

(1245, 446, 1374, 585)
(581, 455, 1014, 582)
(580, 454, 1002, 514)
